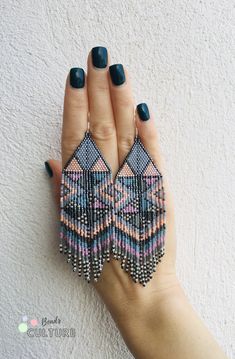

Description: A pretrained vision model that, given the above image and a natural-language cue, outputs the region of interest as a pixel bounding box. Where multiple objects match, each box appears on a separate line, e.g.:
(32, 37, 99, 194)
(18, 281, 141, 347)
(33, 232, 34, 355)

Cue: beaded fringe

(60, 131, 166, 286)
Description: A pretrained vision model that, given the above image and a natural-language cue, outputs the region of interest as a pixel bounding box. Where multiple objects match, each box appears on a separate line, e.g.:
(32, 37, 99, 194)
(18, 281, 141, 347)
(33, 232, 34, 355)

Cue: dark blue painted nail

(137, 103, 150, 121)
(45, 161, 53, 178)
(109, 64, 125, 86)
(92, 46, 108, 68)
(70, 68, 85, 88)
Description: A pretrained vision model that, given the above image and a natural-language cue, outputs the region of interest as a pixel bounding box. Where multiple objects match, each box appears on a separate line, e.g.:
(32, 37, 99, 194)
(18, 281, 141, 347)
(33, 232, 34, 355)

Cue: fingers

(87, 47, 119, 174)
(62, 68, 88, 167)
(62, 50, 136, 176)
(135, 103, 164, 174)
(135, 103, 175, 216)
(44, 160, 62, 208)
(109, 65, 135, 166)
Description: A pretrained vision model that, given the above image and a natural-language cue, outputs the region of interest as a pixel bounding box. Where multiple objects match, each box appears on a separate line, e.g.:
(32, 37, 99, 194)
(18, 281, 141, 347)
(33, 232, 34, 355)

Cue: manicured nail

(137, 103, 150, 121)
(45, 161, 53, 178)
(69, 68, 85, 88)
(92, 46, 108, 68)
(109, 64, 125, 86)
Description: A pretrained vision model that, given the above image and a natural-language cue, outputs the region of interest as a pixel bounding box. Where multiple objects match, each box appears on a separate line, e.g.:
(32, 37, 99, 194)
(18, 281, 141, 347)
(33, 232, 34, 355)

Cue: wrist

(109, 273, 185, 358)
(114, 272, 183, 323)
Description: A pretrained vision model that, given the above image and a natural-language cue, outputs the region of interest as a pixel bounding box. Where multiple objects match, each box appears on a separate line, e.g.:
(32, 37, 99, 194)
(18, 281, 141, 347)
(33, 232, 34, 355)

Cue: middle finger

(87, 46, 118, 174)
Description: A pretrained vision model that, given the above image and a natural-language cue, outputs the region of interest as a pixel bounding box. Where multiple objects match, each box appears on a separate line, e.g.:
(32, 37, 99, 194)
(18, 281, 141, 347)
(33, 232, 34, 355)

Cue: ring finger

(109, 64, 135, 167)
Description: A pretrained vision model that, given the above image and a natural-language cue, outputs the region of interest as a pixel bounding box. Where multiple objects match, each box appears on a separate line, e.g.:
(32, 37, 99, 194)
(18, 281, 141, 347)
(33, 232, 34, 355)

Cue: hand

(45, 47, 227, 359)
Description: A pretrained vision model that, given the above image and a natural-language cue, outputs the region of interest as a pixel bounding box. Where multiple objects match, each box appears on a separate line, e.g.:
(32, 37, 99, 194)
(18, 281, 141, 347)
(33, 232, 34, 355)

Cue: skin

(47, 48, 228, 359)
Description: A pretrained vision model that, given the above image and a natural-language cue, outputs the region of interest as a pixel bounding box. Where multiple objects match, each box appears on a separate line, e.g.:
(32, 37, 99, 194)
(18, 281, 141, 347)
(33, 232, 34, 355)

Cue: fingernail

(45, 161, 53, 178)
(137, 103, 150, 121)
(92, 46, 108, 68)
(109, 64, 125, 86)
(69, 68, 85, 88)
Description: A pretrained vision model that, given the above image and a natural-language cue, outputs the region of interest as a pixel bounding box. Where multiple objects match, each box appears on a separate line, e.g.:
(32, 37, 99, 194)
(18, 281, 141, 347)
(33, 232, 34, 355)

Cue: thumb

(45, 160, 62, 208)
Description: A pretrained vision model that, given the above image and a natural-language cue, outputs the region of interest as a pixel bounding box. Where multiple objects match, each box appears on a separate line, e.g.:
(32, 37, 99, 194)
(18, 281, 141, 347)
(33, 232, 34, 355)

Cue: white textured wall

(0, 1, 234, 358)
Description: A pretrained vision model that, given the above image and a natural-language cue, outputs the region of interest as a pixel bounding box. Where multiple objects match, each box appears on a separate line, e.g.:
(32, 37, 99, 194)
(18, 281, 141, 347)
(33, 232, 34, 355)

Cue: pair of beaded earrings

(60, 131, 166, 286)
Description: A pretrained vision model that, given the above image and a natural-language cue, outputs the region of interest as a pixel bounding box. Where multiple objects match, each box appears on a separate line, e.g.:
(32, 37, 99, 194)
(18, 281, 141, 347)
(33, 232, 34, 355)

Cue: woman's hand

(45, 47, 227, 359)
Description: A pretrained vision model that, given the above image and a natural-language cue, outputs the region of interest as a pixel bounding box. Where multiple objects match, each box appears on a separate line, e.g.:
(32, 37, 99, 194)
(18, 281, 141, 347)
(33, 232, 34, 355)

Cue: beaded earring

(60, 131, 166, 286)
(113, 137, 166, 286)
(60, 131, 113, 282)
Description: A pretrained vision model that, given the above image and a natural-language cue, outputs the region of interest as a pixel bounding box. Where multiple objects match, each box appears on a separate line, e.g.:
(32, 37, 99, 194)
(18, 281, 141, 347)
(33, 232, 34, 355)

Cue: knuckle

(62, 134, 82, 153)
(90, 123, 116, 140)
(64, 95, 87, 112)
(118, 135, 135, 151)
(94, 82, 109, 92)
(142, 128, 157, 142)
(89, 77, 110, 92)
(116, 96, 133, 108)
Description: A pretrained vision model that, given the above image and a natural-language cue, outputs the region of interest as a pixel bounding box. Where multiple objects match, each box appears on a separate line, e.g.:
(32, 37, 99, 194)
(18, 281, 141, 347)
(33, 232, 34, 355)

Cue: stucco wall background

(0, 0, 234, 358)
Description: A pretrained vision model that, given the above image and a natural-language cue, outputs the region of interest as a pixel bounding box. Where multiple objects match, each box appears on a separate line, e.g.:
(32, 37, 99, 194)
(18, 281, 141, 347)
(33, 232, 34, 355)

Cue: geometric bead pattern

(113, 137, 166, 286)
(60, 131, 166, 286)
